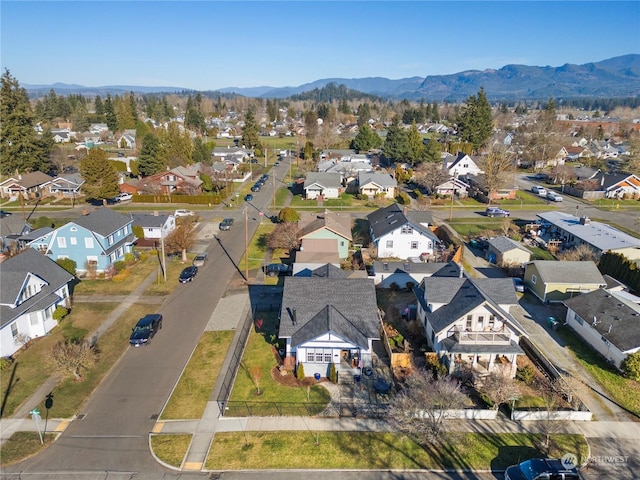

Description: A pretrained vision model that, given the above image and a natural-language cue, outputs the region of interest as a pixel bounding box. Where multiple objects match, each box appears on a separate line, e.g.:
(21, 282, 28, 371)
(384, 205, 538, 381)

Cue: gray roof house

(523, 260, 606, 303)
(564, 289, 640, 369)
(358, 172, 398, 199)
(130, 213, 176, 247)
(372, 260, 461, 288)
(279, 273, 380, 379)
(415, 275, 527, 377)
(303, 172, 342, 200)
(0, 249, 75, 357)
(486, 236, 532, 266)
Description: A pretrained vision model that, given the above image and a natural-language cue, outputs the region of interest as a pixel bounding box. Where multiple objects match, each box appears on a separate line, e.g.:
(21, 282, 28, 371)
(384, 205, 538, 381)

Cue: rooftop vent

(580, 216, 591, 225)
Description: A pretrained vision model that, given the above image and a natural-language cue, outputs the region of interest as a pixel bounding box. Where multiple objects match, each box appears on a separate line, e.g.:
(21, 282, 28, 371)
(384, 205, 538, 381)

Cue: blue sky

(2, 1, 639, 90)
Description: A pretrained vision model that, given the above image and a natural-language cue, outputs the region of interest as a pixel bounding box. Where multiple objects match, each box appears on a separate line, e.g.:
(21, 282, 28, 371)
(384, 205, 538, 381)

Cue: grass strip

(205, 432, 588, 470)
(160, 331, 235, 419)
(150, 433, 192, 467)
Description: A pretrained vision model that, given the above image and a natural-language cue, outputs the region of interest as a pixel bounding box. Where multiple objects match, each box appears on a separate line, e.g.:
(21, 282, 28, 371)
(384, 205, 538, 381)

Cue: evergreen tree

(430, 102, 440, 122)
(185, 95, 205, 134)
(457, 87, 493, 153)
(192, 137, 210, 164)
(0, 69, 52, 175)
(406, 122, 427, 165)
(80, 148, 120, 200)
(158, 122, 193, 168)
(94, 95, 104, 116)
(138, 133, 164, 176)
(241, 109, 260, 149)
(104, 94, 117, 131)
(382, 116, 408, 163)
(357, 103, 371, 127)
(350, 124, 382, 152)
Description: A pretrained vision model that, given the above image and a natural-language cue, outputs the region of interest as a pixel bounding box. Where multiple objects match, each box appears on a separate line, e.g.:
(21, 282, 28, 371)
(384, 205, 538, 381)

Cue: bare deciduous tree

(556, 243, 599, 262)
(413, 162, 450, 195)
(50, 340, 97, 381)
(478, 365, 521, 410)
(267, 222, 301, 252)
(479, 147, 515, 204)
(165, 221, 196, 262)
(249, 366, 262, 395)
(387, 369, 467, 444)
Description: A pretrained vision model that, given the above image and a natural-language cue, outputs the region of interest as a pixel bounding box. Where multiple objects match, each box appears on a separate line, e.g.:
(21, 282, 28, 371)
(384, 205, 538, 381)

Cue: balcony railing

(456, 331, 512, 345)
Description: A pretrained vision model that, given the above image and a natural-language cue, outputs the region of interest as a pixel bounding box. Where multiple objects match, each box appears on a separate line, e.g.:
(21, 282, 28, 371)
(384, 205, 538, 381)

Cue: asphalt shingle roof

(303, 172, 342, 189)
(279, 277, 379, 348)
(564, 288, 640, 352)
(526, 260, 605, 285)
(73, 208, 131, 236)
(0, 249, 74, 328)
(487, 236, 531, 254)
(130, 213, 170, 228)
(298, 211, 352, 241)
(367, 204, 437, 240)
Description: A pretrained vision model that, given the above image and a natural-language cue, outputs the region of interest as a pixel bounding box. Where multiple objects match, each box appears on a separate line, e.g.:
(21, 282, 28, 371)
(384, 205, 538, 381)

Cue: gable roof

(423, 277, 523, 334)
(17, 171, 54, 189)
(526, 260, 605, 285)
(303, 172, 341, 189)
(358, 171, 398, 188)
(279, 277, 379, 348)
(130, 213, 171, 228)
(72, 208, 132, 236)
(298, 210, 352, 241)
(564, 288, 640, 352)
(487, 236, 532, 254)
(0, 249, 74, 328)
(367, 203, 436, 240)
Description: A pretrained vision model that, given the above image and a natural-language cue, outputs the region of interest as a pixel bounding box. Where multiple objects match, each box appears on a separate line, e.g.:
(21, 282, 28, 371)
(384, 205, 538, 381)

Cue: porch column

(510, 355, 518, 377)
(488, 354, 496, 372)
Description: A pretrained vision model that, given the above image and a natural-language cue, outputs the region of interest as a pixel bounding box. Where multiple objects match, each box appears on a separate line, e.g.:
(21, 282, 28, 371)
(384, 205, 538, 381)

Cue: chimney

(82, 209, 90, 216)
(580, 216, 591, 225)
(153, 210, 159, 216)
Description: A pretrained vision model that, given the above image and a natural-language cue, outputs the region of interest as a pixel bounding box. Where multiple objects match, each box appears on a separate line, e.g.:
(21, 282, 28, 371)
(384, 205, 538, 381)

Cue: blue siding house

(28, 208, 136, 275)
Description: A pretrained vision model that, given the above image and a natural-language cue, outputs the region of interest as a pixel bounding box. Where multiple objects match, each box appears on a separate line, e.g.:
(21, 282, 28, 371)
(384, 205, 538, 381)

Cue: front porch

(440, 335, 523, 378)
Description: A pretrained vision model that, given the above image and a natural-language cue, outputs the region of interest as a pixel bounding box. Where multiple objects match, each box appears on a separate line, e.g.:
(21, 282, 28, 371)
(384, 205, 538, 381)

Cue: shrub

(621, 352, 640, 381)
(56, 258, 77, 276)
(389, 282, 400, 291)
(296, 362, 305, 380)
(52, 306, 69, 322)
(405, 281, 416, 292)
(329, 362, 337, 383)
(124, 252, 136, 264)
(112, 270, 131, 282)
(516, 364, 536, 385)
(113, 261, 126, 273)
(132, 224, 144, 240)
(0, 357, 13, 371)
(396, 192, 411, 205)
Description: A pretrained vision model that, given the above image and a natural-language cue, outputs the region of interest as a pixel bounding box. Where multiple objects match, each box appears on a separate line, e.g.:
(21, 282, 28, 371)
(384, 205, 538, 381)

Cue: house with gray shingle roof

(486, 236, 532, 266)
(373, 260, 461, 288)
(298, 210, 352, 259)
(27, 208, 135, 275)
(367, 203, 440, 260)
(358, 171, 398, 199)
(303, 172, 342, 199)
(279, 274, 380, 379)
(415, 275, 527, 377)
(564, 289, 640, 369)
(523, 260, 606, 303)
(130, 213, 176, 248)
(0, 249, 75, 357)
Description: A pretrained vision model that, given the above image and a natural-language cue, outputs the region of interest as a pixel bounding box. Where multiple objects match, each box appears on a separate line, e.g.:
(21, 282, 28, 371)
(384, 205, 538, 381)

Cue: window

(531, 274, 537, 284)
(57, 237, 67, 248)
(575, 313, 584, 326)
(85, 237, 94, 249)
(306, 348, 333, 363)
(11, 323, 18, 338)
(489, 316, 495, 329)
(410, 241, 419, 249)
(70, 237, 77, 245)
(386, 240, 393, 248)
(108, 234, 114, 245)
(466, 315, 472, 330)
(401, 226, 413, 234)
(30, 312, 39, 325)
(340, 241, 345, 247)
(477, 316, 484, 329)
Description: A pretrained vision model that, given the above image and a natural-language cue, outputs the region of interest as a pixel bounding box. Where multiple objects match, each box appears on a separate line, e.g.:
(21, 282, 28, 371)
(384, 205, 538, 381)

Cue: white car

(174, 209, 195, 217)
(115, 192, 133, 202)
(546, 191, 563, 202)
(531, 185, 547, 196)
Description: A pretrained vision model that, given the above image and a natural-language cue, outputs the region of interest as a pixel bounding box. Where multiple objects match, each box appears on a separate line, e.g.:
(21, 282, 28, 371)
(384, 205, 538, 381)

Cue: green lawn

(73, 257, 158, 295)
(228, 313, 330, 415)
(151, 434, 192, 467)
(205, 432, 588, 470)
(555, 328, 640, 417)
(160, 331, 235, 419)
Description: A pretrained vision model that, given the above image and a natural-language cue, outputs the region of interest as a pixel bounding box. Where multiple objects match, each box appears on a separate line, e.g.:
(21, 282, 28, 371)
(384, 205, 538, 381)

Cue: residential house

(372, 260, 461, 289)
(1, 172, 54, 200)
(279, 269, 381, 379)
(52, 131, 71, 143)
(45, 173, 84, 197)
(358, 172, 398, 199)
(434, 176, 470, 197)
(443, 152, 484, 177)
(0, 177, 21, 199)
(130, 213, 176, 248)
(139, 166, 204, 195)
(465, 173, 517, 202)
(536, 211, 640, 258)
(564, 145, 591, 161)
(292, 238, 341, 276)
(303, 172, 342, 200)
(589, 172, 640, 199)
(0, 248, 75, 357)
(564, 289, 640, 369)
(298, 210, 352, 259)
(415, 276, 527, 377)
(486, 236, 532, 266)
(367, 204, 440, 260)
(90, 123, 109, 134)
(523, 260, 606, 304)
(28, 208, 136, 275)
(211, 146, 254, 165)
(116, 132, 136, 149)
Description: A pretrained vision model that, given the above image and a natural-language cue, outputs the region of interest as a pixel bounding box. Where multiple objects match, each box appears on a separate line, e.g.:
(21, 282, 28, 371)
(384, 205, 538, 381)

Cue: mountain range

(24, 54, 640, 101)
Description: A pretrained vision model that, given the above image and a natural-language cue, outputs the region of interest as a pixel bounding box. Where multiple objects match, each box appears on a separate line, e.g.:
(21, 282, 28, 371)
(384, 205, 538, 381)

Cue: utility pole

(244, 207, 249, 282)
(160, 226, 167, 282)
(449, 171, 458, 222)
(272, 174, 276, 211)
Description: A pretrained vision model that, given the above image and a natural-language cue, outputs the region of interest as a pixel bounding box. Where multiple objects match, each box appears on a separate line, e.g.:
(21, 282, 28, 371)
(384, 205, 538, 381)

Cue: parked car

(504, 458, 579, 480)
(546, 191, 563, 202)
(179, 265, 198, 283)
(264, 263, 292, 277)
(219, 218, 234, 230)
(0, 210, 12, 218)
(531, 185, 547, 196)
(244, 194, 254, 201)
(192, 253, 208, 267)
(174, 209, 195, 217)
(485, 207, 510, 217)
(129, 314, 163, 346)
(251, 184, 261, 192)
(513, 278, 525, 293)
(114, 192, 133, 202)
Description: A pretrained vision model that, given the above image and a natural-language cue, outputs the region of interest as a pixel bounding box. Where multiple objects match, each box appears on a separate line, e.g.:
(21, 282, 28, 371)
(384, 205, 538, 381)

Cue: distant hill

(24, 54, 640, 101)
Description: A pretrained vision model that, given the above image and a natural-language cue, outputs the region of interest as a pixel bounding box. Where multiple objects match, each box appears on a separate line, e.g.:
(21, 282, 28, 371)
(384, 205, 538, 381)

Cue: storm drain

(150, 414, 159, 420)
(76, 413, 86, 420)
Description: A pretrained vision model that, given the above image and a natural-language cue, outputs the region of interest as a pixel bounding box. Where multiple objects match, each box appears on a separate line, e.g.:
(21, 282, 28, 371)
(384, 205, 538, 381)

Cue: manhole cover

(76, 413, 86, 420)
(150, 414, 159, 420)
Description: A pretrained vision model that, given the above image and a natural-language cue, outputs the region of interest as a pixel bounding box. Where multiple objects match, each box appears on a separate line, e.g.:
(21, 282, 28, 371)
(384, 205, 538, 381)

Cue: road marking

(152, 422, 164, 433)
(183, 461, 203, 470)
(68, 435, 142, 438)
